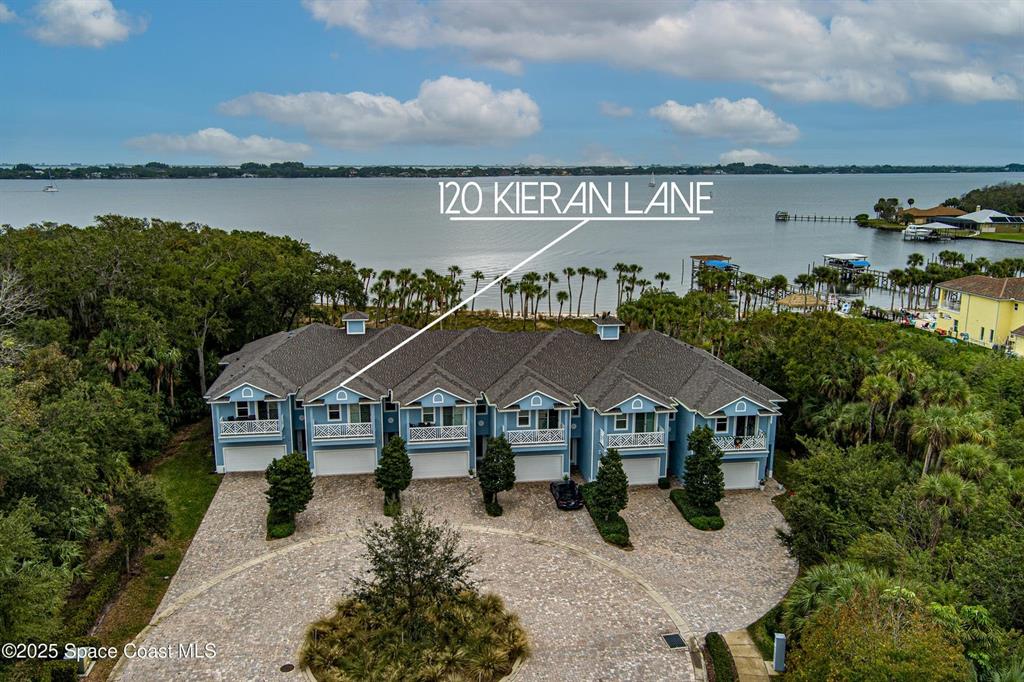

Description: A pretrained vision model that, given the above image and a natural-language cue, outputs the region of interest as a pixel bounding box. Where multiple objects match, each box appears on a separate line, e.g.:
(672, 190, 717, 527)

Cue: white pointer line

(449, 216, 701, 221)
(340, 217, 592, 389)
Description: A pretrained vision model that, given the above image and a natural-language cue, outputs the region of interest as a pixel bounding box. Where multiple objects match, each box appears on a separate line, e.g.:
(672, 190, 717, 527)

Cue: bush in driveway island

(582, 448, 631, 548)
(676, 426, 725, 530)
(265, 451, 314, 539)
(478, 435, 516, 516)
(375, 435, 413, 516)
(300, 508, 529, 681)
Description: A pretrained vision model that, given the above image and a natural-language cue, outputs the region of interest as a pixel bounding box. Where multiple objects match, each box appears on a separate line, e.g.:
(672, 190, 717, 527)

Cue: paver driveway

(114, 475, 796, 682)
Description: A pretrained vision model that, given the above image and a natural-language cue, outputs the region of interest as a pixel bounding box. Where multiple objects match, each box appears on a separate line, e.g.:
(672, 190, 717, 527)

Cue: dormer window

(591, 313, 624, 341)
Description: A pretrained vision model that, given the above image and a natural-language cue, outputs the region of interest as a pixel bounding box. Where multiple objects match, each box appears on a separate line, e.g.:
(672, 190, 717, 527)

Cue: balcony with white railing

(408, 424, 469, 443)
(713, 432, 768, 452)
(601, 429, 665, 449)
(219, 418, 283, 438)
(504, 428, 565, 446)
(313, 422, 374, 441)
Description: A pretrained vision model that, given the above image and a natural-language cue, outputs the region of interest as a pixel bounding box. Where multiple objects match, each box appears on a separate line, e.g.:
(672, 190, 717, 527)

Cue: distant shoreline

(2, 163, 1022, 181)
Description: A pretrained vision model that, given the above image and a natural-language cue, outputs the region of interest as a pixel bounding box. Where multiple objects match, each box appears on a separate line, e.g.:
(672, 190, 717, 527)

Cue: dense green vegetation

(375, 435, 412, 517)
(581, 449, 631, 548)
(478, 434, 516, 516)
(704, 632, 737, 682)
(301, 509, 528, 681)
(953, 182, 1024, 216)
(3, 161, 1020, 180)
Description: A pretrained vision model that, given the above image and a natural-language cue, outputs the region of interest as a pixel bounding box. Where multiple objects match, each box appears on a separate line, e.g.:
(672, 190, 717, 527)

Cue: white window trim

(422, 407, 436, 424)
(327, 404, 342, 421)
(235, 402, 250, 418)
(432, 392, 444, 404)
(517, 410, 531, 427)
(714, 417, 729, 433)
(240, 387, 254, 399)
(613, 413, 628, 430)
(735, 402, 746, 413)
(631, 398, 644, 410)
(336, 389, 348, 402)
(530, 395, 543, 407)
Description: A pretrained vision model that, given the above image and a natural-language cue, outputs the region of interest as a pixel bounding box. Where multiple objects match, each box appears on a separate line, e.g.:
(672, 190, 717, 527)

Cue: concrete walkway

(722, 630, 771, 681)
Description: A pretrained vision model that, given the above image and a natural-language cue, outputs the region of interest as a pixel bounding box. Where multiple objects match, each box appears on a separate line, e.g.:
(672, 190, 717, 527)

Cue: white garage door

(223, 444, 286, 472)
(514, 454, 563, 482)
(722, 461, 760, 490)
(410, 450, 468, 479)
(620, 456, 661, 485)
(314, 447, 376, 476)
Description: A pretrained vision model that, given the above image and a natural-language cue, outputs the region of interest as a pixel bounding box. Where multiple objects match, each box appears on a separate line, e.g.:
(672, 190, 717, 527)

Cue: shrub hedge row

(580, 483, 631, 548)
(670, 489, 725, 531)
(705, 632, 737, 682)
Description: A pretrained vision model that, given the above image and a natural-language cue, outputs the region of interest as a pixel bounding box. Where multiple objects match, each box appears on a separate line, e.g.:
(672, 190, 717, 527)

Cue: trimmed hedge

(267, 509, 296, 539)
(657, 476, 671, 490)
(705, 632, 737, 682)
(670, 489, 725, 531)
(581, 483, 631, 548)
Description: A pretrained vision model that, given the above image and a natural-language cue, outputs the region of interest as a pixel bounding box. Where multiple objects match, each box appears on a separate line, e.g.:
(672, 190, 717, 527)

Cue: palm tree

(907, 253, 924, 268)
(505, 281, 519, 319)
(591, 268, 607, 315)
(495, 276, 506, 318)
(613, 262, 628, 306)
(910, 404, 960, 476)
(469, 270, 485, 311)
(655, 271, 671, 290)
(942, 443, 997, 482)
(575, 266, 591, 316)
(543, 271, 559, 317)
(832, 401, 872, 446)
(562, 267, 576, 317)
(768, 274, 788, 311)
(556, 290, 569, 321)
(448, 264, 462, 282)
(916, 472, 978, 548)
(358, 267, 375, 299)
(858, 373, 901, 443)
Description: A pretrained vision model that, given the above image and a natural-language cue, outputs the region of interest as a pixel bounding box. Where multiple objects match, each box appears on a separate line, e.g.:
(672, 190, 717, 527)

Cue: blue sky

(1, 0, 1021, 166)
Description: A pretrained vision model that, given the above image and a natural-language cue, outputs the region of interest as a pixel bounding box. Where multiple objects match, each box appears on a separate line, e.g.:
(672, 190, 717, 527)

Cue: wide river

(2, 173, 1021, 310)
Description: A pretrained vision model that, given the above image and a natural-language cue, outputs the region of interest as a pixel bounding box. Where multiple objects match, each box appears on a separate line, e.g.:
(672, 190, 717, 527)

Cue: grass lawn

(85, 420, 220, 681)
(969, 232, 1024, 242)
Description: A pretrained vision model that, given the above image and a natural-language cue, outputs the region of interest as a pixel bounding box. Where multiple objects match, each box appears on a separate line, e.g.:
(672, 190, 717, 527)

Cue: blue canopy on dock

(850, 259, 870, 267)
(705, 260, 731, 269)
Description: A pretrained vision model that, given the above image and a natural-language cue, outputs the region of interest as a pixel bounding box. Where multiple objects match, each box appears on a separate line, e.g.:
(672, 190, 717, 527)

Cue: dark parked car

(550, 480, 584, 510)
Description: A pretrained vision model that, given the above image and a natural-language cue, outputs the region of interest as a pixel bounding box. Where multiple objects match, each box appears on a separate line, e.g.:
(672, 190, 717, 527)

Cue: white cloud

(912, 69, 1022, 103)
(126, 128, 312, 163)
(0, 3, 16, 22)
(599, 101, 633, 118)
(651, 97, 799, 145)
(302, 0, 1022, 106)
(719, 148, 784, 165)
(219, 76, 541, 148)
(30, 0, 143, 47)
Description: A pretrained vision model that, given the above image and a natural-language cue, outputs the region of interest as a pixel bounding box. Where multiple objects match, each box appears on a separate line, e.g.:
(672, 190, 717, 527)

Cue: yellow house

(935, 275, 1024, 354)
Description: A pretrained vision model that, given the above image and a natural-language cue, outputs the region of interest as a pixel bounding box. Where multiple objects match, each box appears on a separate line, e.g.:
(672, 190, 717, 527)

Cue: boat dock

(775, 211, 855, 222)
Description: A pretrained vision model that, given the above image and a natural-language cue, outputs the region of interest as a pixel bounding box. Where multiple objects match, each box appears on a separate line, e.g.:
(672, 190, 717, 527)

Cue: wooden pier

(775, 211, 856, 223)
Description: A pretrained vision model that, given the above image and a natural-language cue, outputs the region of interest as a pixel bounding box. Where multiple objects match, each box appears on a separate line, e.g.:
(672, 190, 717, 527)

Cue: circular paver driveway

(114, 475, 796, 681)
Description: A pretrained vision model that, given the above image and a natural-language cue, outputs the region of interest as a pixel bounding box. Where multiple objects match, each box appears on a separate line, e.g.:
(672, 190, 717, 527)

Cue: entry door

(735, 415, 757, 437)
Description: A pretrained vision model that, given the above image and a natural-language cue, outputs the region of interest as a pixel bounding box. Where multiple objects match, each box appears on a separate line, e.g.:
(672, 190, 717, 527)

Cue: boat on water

(648, 173, 655, 188)
(902, 222, 956, 241)
(42, 170, 58, 192)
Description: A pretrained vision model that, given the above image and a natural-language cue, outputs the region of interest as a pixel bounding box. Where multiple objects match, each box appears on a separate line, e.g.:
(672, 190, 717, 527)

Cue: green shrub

(657, 476, 671, 490)
(484, 501, 503, 517)
(581, 482, 631, 548)
(747, 605, 782, 660)
(301, 591, 528, 681)
(266, 509, 295, 540)
(266, 451, 314, 519)
(376, 436, 412, 510)
(705, 632, 737, 682)
(383, 498, 401, 518)
(670, 489, 724, 531)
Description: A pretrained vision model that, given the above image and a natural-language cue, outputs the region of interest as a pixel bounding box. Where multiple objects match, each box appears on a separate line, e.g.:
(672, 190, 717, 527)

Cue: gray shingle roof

(208, 322, 784, 414)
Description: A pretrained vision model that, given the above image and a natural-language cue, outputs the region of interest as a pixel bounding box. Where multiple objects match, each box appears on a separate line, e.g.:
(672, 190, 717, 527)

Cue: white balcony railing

(408, 424, 469, 442)
(601, 429, 665, 449)
(713, 432, 768, 452)
(504, 428, 565, 445)
(219, 418, 282, 437)
(313, 422, 374, 440)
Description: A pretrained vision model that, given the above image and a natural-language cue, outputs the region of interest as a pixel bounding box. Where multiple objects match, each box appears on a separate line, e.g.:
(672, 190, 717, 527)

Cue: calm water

(2, 173, 1022, 310)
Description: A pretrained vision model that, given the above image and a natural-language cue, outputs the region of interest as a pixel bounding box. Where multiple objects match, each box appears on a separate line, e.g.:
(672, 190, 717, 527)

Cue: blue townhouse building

(205, 313, 784, 489)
